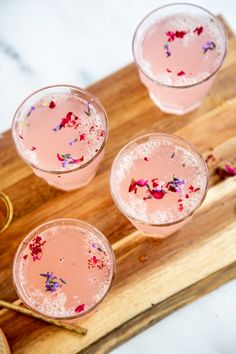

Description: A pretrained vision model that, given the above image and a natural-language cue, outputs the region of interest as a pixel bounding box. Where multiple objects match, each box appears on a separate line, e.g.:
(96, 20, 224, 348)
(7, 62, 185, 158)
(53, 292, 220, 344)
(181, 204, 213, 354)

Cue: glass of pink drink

(110, 133, 208, 237)
(12, 85, 108, 191)
(132, 3, 227, 115)
(13, 218, 115, 320)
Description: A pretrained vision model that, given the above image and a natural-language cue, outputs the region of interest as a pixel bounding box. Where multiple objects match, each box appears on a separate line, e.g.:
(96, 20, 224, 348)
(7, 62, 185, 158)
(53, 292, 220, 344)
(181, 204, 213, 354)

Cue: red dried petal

(80, 133, 86, 141)
(151, 178, 159, 188)
(166, 31, 175, 42)
(225, 164, 236, 176)
(136, 179, 148, 187)
(144, 157, 149, 161)
(49, 100, 56, 109)
(57, 153, 64, 162)
(194, 187, 200, 192)
(150, 190, 165, 199)
(178, 204, 184, 211)
(23, 255, 28, 260)
(177, 70, 185, 76)
(75, 304, 85, 313)
(188, 185, 194, 192)
(31, 146, 36, 151)
(185, 194, 189, 199)
(194, 26, 203, 35)
(35, 236, 42, 243)
(175, 30, 187, 38)
(66, 112, 73, 120)
(93, 256, 98, 264)
(167, 68, 172, 73)
(129, 179, 137, 193)
(72, 156, 84, 164)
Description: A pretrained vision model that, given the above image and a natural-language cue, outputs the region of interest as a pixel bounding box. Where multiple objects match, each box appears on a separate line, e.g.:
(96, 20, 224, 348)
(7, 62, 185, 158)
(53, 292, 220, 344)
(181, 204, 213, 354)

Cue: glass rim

(12, 84, 109, 175)
(12, 218, 116, 320)
(110, 132, 209, 227)
(132, 2, 228, 89)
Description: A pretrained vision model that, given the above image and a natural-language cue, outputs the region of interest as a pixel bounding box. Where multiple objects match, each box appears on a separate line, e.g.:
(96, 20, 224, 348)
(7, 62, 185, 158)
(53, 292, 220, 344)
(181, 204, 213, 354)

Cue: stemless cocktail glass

(110, 133, 208, 237)
(132, 3, 227, 115)
(12, 85, 108, 191)
(13, 218, 115, 320)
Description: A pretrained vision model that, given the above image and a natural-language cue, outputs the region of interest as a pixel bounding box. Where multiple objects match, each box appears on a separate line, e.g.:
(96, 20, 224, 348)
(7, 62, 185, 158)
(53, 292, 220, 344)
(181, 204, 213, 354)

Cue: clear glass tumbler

(13, 218, 115, 320)
(110, 133, 208, 237)
(12, 85, 108, 191)
(132, 3, 227, 115)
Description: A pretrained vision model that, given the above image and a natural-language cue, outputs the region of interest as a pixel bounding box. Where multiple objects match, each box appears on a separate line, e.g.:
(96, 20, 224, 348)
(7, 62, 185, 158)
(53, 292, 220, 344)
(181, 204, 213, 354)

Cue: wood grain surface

(0, 17, 235, 354)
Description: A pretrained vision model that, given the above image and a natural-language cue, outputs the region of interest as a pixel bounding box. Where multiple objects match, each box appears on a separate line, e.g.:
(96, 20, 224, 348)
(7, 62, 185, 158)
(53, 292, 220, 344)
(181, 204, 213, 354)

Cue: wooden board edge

(79, 261, 236, 354)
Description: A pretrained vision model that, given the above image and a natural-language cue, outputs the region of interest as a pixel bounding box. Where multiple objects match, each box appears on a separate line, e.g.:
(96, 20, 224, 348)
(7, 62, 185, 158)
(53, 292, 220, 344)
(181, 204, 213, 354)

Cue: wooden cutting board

(0, 17, 236, 354)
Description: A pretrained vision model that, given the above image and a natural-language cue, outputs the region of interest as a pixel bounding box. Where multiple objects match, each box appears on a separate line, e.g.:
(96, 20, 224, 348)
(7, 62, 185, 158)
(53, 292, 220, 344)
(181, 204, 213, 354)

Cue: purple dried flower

(202, 41, 216, 54)
(40, 272, 65, 293)
(69, 138, 78, 146)
(27, 106, 35, 117)
(167, 175, 185, 193)
(164, 43, 171, 57)
(85, 100, 91, 116)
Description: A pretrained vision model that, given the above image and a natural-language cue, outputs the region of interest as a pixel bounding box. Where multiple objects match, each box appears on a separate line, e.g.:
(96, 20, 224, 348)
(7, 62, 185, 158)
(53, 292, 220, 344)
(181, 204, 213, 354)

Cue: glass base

(46, 172, 96, 191)
(149, 92, 202, 115)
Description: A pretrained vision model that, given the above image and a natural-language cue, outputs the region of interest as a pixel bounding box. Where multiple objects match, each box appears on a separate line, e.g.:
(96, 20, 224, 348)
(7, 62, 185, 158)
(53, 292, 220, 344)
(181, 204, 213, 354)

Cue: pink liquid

(134, 11, 226, 114)
(12, 87, 107, 190)
(13, 219, 115, 319)
(110, 134, 208, 237)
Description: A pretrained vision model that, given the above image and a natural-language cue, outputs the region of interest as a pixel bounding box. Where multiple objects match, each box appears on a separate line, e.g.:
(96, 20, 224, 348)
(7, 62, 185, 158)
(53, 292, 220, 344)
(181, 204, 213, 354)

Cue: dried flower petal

(166, 31, 175, 42)
(164, 43, 171, 57)
(166, 30, 187, 42)
(178, 204, 184, 212)
(26, 106, 35, 117)
(49, 101, 56, 109)
(80, 133, 86, 141)
(177, 70, 185, 76)
(149, 189, 166, 199)
(136, 179, 148, 187)
(175, 30, 187, 39)
(166, 68, 172, 73)
(194, 26, 203, 35)
(129, 178, 137, 193)
(40, 272, 64, 292)
(217, 164, 236, 179)
(75, 304, 85, 313)
(202, 41, 216, 54)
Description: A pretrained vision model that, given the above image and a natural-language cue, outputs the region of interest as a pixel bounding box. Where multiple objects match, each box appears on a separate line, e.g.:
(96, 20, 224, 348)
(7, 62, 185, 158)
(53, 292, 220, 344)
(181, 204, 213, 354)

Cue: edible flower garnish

(167, 175, 185, 193)
(177, 70, 186, 76)
(57, 153, 84, 168)
(29, 236, 46, 261)
(49, 101, 56, 109)
(202, 41, 216, 54)
(40, 272, 65, 292)
(164, 43, 171, 57)
(26, 106, 35, 117)
(166, 30, 188, 42)
(193, 26, 203, 35)
(217, 164, 236, 179)
(85, 100, 91, 116)
(53, 112, 79, 131)
(75, 304, 85, 313)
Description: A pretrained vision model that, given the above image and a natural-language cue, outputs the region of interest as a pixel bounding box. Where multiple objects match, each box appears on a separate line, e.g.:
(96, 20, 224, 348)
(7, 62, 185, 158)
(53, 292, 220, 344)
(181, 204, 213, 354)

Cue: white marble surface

(1, 0, 236, 353)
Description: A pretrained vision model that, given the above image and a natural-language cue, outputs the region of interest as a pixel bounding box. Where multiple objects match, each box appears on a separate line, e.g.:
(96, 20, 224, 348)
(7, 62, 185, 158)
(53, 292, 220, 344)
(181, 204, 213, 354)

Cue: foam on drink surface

(17, 225, 113, 318)
(138, 13, 225, 86)
(15, 92, 106, 171)
(111, 137, 207, 224)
